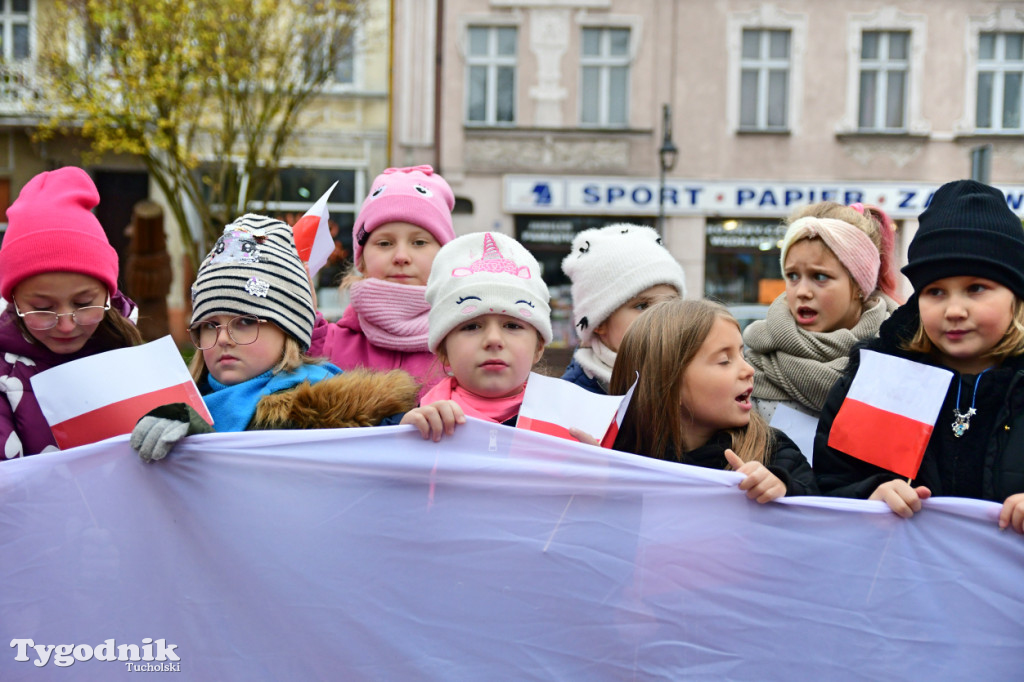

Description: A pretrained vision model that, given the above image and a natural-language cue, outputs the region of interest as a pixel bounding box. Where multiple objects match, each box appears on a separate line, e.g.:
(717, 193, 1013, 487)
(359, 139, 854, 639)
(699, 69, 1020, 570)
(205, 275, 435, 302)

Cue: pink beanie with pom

(0, 167, 118, 300)
(352, 165, 456, 266)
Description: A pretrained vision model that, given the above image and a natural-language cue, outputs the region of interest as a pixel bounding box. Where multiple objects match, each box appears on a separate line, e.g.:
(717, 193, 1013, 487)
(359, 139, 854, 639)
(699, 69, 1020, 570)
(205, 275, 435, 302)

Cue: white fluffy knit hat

(426, 232, 552, 353)
(561, 224, 686, 344)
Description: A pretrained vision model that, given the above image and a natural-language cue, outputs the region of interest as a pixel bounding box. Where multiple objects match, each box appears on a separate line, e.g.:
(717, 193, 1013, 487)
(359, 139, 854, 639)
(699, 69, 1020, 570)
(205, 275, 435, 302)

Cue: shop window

(704, 219, 785, 304)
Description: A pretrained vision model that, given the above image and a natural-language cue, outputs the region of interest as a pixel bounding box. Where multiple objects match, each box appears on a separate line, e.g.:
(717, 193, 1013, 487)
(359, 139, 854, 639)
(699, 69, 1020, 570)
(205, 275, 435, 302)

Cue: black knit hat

(902, 179, 1024, 297)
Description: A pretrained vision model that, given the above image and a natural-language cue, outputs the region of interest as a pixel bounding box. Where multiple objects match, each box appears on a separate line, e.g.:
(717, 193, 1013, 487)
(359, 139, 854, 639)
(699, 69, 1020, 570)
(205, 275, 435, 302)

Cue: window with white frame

(466, 26, 517, 125)
(858, 31, 909, 131)
(977, 32, 1024, 131)
(739, 29, 789, 131)
(1, 0, 30, 61)
(580, 27, 630, 127)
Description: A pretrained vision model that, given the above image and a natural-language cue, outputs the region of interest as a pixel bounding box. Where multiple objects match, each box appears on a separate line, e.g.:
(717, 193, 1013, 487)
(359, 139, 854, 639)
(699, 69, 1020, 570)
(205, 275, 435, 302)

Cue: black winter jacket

(617, 429, 818, 496)
(814, 297, 1024, 501)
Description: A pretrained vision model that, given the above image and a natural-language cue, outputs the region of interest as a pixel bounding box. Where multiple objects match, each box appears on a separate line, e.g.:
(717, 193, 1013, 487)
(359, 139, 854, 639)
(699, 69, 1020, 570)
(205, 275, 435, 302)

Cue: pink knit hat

(779, 217, 880, 300)
(352, 165, 456, 266)
(0, 167, 119, 300)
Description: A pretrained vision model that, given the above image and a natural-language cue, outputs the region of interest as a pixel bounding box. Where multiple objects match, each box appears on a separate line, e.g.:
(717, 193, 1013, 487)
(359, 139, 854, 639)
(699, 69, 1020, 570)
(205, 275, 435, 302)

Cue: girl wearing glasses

(0, 167, 143, 459)
(131, 214, 417, 462)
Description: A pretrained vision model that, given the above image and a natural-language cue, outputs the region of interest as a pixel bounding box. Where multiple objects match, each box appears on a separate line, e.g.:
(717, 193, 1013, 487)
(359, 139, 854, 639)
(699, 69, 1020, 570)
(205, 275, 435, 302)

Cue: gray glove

(131, 415, 191, 463)
(130, 403, 214, 463)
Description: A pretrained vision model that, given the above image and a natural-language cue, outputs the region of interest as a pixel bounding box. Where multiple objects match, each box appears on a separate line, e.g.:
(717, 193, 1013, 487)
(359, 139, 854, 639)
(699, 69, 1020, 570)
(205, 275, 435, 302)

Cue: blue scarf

(203, 363, 342, 432)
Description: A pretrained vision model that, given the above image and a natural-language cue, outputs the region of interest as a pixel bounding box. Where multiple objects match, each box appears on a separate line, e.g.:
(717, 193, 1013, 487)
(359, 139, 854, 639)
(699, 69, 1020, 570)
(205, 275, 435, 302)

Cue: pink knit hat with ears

(0, 166, 119, 300)
(352, 165, 456, 266)
(779, 217, 880, 300)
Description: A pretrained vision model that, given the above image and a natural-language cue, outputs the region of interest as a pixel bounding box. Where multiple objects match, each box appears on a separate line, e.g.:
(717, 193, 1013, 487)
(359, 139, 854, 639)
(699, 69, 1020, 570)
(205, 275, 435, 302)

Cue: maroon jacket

(0, 292, 138, 459)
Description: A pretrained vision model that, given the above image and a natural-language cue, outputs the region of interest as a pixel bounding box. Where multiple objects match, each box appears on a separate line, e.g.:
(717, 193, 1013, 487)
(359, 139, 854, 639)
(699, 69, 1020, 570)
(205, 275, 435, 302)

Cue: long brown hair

(609, 299, 773, 465)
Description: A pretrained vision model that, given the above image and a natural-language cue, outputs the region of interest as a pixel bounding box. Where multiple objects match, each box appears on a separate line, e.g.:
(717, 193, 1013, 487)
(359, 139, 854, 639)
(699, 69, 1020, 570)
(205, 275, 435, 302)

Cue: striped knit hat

(191, 214, 315, 350)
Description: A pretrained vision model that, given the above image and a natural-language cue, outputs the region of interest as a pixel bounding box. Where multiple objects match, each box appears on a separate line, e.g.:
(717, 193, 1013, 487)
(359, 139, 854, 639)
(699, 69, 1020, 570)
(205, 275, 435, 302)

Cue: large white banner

(2, 420, 1022, 680)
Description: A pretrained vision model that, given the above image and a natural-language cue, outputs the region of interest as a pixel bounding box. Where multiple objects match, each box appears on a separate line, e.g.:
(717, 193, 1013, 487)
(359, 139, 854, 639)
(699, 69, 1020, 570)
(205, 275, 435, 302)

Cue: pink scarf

(420, 377, 524, 424)
(349, 278, 431, 352)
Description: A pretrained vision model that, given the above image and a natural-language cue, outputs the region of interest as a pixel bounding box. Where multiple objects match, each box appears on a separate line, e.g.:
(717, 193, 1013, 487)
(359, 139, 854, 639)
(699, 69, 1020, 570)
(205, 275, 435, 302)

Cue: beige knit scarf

(743, 294, 896, 412)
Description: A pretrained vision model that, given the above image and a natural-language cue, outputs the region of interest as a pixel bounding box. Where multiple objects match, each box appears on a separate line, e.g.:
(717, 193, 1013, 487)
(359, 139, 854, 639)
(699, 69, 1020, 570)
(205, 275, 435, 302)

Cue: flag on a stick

(31, 336, 212, 450)
(517, 372, 635, 447)
(292, 181, 339, 279)
(827, 349, 952, 479)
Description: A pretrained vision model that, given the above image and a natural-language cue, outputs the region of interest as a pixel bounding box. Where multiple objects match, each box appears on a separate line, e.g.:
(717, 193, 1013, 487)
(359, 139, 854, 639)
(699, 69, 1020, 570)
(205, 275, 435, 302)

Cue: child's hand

(723, 448, 786, 503)
(868, 479, 932, 518)
(568, 428, 600, 447)
(998, 493, 1024, 534)
(400, 401, 466, 442)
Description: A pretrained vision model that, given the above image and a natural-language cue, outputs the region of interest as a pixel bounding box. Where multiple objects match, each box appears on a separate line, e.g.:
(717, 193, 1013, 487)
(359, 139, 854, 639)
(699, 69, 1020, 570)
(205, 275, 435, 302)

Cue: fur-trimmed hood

(251, 368, 418, 430)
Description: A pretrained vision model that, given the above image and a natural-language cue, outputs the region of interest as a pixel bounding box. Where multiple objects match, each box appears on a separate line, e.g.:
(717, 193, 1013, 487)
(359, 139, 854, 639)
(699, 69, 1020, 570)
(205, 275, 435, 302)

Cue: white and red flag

(31, 335, 212, 450)
(517, 372, 636, 447)
(827, 349, 953, 479)
(292, 181, 339, 279)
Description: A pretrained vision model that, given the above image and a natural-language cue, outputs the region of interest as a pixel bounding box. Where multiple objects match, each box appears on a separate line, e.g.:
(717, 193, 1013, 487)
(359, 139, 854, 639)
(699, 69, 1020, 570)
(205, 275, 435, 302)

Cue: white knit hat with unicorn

(425, 232, 552, 352)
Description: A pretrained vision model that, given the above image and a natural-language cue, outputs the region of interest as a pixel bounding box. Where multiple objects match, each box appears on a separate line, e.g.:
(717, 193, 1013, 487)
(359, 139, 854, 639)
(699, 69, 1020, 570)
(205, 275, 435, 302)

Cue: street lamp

(657, 103, 678, 237)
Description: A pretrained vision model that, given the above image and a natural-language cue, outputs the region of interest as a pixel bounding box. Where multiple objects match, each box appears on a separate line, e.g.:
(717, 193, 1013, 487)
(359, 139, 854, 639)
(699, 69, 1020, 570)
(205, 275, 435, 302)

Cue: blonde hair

(789, 201, 903, 302)
(902, 296, 1024, 364)
(609, 299, 773, 465)
(189, 334, 317, 384)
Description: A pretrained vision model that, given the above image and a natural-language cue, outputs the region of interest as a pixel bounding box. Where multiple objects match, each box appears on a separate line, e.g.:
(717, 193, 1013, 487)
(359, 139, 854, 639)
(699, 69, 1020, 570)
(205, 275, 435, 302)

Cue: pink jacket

(307, 307, 443, 395)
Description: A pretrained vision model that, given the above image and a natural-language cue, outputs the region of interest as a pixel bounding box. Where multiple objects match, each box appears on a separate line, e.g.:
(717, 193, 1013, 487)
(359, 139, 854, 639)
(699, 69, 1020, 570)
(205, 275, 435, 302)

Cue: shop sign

(505, 175, 1024, 219)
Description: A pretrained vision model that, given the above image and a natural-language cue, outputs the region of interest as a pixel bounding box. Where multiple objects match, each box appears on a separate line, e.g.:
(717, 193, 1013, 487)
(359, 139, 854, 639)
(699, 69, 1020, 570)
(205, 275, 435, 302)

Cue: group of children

(3, 165, 1024, 535)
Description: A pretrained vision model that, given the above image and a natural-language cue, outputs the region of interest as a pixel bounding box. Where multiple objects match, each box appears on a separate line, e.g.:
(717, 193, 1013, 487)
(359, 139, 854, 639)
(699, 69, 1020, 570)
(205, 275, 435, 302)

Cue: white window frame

(838, 8, 928, 136)
(976, 33, 1024, 132)
(738, 29, 791, 131)
(461, 23, 519, 126)
(857, 30, 910, 132)
(958, 8, 1024, 135)
(0, 0, 31, 62)
(320, 25, 363, 93)
(726, 6, 806, 135)
(579, 26, 631, 128)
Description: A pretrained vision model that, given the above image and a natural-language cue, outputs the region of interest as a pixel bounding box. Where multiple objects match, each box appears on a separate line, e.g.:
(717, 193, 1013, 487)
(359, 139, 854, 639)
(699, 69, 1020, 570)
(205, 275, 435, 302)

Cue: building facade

(0, 0, 392, 328)
(391, 0, 1024, 347)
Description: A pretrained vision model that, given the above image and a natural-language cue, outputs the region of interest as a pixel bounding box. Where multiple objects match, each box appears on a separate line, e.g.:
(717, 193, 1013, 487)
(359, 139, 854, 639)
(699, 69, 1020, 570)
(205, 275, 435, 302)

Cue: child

(743, 212, 897, 422)
(814, 179, 1024, 533)
(0, 166, 143, 459)
(610, 299, 817, 502)
(560, 224, 686, 394)
(307, 166, 456, 393)
(400, 232, 551, 438)
(131, 214, 418, 462)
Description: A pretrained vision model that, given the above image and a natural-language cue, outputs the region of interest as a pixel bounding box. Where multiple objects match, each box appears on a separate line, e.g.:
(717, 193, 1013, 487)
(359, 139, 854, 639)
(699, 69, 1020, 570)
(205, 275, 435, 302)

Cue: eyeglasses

(189, 315, 266, 350)
(14, 293, 111, 331)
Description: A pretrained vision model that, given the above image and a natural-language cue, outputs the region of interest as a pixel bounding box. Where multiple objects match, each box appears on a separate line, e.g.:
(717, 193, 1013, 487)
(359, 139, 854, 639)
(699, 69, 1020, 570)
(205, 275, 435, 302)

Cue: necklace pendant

(952, 407, 976, 438)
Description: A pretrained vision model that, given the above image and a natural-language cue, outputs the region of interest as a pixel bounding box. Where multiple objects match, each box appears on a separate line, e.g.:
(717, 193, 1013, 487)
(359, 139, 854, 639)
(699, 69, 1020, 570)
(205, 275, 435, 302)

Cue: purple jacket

(0, 291, 138, 459)
(307, 307, 443, 396)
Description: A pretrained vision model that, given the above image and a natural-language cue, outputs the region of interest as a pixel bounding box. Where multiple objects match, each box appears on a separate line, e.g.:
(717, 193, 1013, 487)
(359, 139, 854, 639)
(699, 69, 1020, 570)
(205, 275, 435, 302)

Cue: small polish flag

(292, 181, 339, 279)
(31, 336, 212, 450)
(827, 349, 953, 479)
(517, 372, 636, 447)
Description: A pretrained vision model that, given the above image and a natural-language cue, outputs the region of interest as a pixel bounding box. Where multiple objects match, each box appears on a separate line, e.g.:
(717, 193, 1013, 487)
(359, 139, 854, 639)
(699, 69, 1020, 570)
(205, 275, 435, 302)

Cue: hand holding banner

(517, 372, 635, 447)
(292, 181, 339, 279)
(827, 350, 953, 479)
(30, 336, 212, 450)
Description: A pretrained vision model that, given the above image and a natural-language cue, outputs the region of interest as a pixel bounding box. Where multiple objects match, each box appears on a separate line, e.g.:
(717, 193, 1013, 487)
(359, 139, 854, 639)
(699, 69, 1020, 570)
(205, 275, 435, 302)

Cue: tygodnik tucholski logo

(10, 638, 181, 671)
